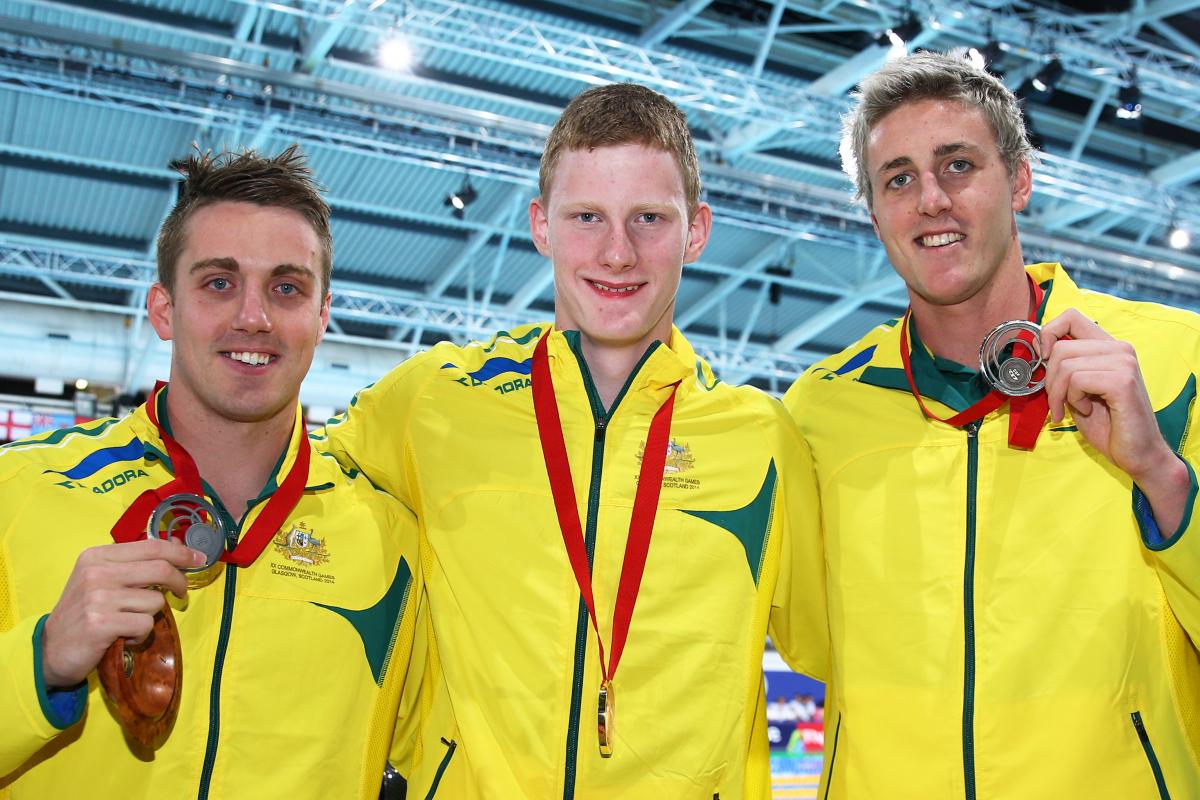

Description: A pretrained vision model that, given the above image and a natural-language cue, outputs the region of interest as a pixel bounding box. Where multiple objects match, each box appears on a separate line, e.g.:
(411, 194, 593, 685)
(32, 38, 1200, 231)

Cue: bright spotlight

(1031, 57, 1063, 94)
(1170, 226, 1191, 250)
(378, 36, 412, 71)
(1116, 78, 1142, 120)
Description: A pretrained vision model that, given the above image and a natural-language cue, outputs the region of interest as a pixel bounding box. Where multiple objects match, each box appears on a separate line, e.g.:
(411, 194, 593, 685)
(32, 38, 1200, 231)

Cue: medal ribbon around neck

(531, 332, 677, 744)
(111, 381, 311, 567)
(899, 276, 1049, 450)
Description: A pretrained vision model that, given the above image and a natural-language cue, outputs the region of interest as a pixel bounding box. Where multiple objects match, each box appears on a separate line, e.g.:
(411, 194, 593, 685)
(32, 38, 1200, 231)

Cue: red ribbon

(531, 332, 676, 688)
(111, 381, 311, 567)
(899, 278, 1049, 450)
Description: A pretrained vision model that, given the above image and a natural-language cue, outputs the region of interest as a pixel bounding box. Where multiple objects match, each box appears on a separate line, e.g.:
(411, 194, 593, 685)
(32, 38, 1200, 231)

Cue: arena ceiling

(0, 0, 1198, 402)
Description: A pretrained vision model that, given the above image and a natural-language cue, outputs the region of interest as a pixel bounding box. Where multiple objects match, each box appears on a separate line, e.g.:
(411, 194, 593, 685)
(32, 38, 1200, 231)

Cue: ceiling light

(968, 40, 1003, 72)
(1116, 73, 1142, 120)
(75, 378, 89, 391)
(378, 35, 412, 71)
(1170, 226, 1191, 250)
(876, 12, 922, 51)
(444, 178, 477, 220)
(1031, 57, 1063, 94)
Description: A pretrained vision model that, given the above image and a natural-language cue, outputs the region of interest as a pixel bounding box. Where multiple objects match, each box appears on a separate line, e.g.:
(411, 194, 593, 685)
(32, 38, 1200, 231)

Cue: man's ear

(1011, 159, 1033, 213)
(683, 202, 713, 264)
(147, 283, 174, 342)
(315, 291, 331, 346)
(529, 196, 552, 258)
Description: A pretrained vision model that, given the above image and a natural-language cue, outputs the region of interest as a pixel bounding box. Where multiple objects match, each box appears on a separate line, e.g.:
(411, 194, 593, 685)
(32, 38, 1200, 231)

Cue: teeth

(922, 232, 965, 247)
(226, 351, 273, 366)
(590, 281, 639, 293)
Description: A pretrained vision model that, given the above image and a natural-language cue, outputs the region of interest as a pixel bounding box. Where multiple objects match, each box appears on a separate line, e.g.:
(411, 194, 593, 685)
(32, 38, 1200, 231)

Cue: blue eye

(947, 159, 972, 173)
(208, 277, 230, 290)
(887, 174, 912, 189)
(577, 212, 598, 223)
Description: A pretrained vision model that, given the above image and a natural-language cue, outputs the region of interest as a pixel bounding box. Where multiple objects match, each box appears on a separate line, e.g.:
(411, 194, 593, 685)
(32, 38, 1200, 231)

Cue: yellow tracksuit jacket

(317, 324, 828, 799)
(786, 263, 1200, 799)
(0, 390, 420, 798)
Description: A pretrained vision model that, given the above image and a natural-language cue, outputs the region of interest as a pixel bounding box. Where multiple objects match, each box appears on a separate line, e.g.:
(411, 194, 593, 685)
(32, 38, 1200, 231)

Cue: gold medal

(598, 680, 615, 757)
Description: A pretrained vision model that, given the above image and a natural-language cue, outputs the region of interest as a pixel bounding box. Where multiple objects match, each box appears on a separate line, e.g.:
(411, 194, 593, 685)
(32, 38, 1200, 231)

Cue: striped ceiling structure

(0, 0, 1197, 403)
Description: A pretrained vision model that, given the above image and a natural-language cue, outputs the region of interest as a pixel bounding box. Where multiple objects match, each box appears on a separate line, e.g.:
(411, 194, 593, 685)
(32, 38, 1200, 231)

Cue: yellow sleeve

(0, 458, 87, 780)
(767, 394, 830, 682)
(312, 352, 436, 512)
(1138, 370, 1200, 644)
(358, 495, 424, 799)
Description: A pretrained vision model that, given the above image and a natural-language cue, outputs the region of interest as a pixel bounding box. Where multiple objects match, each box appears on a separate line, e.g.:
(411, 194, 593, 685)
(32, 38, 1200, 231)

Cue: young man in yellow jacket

(787, 51, 1200, 798)
(0, 147, 420, 798)
(318, 84, 828, 798)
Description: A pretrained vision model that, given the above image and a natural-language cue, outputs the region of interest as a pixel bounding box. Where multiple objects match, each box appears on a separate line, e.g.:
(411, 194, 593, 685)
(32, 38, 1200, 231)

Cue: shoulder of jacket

(0, 415, 129, 479)
(1082, 289, 1200, 337)
(345, 324, 548, 415)
(801, 318, 899, 385)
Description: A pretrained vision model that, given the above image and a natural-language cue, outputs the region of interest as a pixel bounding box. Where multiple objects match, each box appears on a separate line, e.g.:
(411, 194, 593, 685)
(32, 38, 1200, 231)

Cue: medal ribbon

(899, 277, 1048, 449)
(531, 331, 676, 689)
(111, 381, 311, 566)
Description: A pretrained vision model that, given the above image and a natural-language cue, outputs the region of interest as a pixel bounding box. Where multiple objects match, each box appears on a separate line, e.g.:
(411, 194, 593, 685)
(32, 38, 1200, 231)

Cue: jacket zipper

(560, 335, 660, 800)
(962, 421, 980, 800)
(196, 566, 237, 799)
(822, 712, 842, 800)
(562, 413, 606, 799)
(197, 512, 240, 800)
(424, 737, 458, 799)
(1131, 712, 1172, 799)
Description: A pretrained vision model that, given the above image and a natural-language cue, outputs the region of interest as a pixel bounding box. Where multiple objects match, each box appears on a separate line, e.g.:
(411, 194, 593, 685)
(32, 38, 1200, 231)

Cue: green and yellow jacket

(0, 389, 419, 799)
(318, 324, 828, 799)
(786, 263, 1200, 799)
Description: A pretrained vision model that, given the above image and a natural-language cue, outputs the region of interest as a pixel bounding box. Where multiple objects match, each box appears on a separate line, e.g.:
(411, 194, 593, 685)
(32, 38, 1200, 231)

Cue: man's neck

(578, 336, 660, 410)
(163, 391, 296, 521)
(910, 263, 1032, 367)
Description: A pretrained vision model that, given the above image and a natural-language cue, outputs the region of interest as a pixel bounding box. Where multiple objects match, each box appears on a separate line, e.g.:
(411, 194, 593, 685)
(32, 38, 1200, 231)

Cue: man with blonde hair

(787, 51, 1200, 798)
(320, 82, 828, 798)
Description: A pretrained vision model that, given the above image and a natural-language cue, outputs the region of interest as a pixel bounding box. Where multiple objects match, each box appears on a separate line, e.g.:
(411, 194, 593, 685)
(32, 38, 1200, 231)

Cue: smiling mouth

(920, 232, 965, 248)
(222, 351, 276, 366)
(588, 280, 642, 294)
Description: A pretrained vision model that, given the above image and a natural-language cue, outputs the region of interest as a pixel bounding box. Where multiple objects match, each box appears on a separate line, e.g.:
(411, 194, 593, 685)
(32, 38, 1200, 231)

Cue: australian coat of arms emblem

(272, 522, 330, 566)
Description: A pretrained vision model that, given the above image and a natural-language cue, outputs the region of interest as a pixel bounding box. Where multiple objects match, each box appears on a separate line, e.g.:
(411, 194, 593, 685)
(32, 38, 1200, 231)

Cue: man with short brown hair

(0, 146, 420, 799)
(320, 83, 827, 798)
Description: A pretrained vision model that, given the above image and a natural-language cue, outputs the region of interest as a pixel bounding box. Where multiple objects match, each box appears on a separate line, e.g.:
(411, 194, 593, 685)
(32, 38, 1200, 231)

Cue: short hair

(539, 83, 702, 212)
(842, 50, 1036, 209)
(156, 144, 332, 295)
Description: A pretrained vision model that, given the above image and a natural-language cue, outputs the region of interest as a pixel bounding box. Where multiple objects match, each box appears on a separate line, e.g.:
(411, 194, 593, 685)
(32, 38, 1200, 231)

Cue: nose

(601, 222, 637, 272)
(233, 284, 273, 333)
(916, 172, 952, 218)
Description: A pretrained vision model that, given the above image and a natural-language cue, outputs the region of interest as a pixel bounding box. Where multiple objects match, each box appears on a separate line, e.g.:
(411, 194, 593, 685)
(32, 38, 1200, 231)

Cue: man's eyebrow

(271, 264, 317, 280)
(933, 141, 979, 158)
(877, 156, 913, 176)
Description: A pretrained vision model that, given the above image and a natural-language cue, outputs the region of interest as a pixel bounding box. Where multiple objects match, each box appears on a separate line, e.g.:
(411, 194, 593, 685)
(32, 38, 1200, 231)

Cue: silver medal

(979, 320, 1045, 397)
(148, 493, 227, 574)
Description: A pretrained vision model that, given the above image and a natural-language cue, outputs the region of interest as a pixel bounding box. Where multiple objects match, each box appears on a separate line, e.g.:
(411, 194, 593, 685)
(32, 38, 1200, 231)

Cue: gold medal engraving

(598, 680, 615, 757)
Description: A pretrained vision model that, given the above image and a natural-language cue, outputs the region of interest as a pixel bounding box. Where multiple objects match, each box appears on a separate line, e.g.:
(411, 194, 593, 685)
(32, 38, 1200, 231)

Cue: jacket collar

(130, 384, 330, 498)
(853, 263, 1068, 411)
(545, 324, 703, 406)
